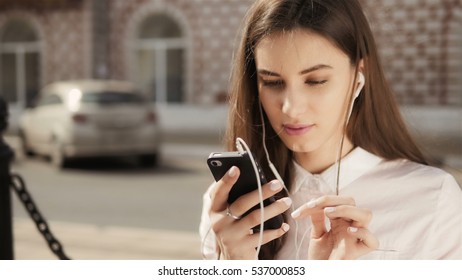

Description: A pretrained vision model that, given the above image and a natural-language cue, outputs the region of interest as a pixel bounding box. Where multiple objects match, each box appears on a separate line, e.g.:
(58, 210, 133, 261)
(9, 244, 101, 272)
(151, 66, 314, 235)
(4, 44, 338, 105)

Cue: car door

(25, 94, 65, 153)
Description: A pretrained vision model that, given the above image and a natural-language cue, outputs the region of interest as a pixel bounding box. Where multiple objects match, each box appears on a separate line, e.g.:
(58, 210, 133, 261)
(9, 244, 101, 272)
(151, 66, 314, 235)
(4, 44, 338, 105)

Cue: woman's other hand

(291, 195, 379, 260)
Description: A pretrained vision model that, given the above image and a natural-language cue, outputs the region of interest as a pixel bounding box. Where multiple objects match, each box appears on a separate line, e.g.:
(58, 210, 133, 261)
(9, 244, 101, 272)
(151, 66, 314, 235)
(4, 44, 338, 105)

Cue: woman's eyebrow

(299, 64, 333, 75)
(257, 64, 333, 77)
(257, 69, 281, 77)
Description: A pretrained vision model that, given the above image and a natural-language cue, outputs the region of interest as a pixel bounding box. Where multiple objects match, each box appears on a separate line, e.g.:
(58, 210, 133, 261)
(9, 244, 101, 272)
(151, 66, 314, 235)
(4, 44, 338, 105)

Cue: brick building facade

(362, 0, 462, 105)
(0, 0, 461, 112)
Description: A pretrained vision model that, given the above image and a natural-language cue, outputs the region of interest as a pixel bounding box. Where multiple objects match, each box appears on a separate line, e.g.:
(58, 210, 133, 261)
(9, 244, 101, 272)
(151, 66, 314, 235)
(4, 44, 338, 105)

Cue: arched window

(134, 14, 185, 103)
(0, 19, 41, 108)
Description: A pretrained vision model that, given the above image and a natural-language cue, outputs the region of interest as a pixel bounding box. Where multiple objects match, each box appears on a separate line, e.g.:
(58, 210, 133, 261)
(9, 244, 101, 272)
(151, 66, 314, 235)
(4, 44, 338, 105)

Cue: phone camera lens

(211, 160, 222, 167)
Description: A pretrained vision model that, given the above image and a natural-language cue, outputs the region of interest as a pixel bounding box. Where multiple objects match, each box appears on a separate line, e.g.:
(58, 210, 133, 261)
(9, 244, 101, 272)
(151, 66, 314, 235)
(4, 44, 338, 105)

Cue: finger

(313, 195, 356, 208)
(324, 205, 373, 227)
(210, 166, 240, 212)
(248, 223, 290, 246)
(290, 199, 329, 238)
(241, 197, 292, 229)
(291, 195, 356, 220)
(310, 213, 328, 239)
(348, 227, 379, 251)
(229, 180, 284, 217)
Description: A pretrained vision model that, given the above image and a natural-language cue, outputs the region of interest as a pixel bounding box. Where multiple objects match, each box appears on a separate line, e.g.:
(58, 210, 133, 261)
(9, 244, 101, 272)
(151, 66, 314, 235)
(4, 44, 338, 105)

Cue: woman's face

(255, 29, 358, 160)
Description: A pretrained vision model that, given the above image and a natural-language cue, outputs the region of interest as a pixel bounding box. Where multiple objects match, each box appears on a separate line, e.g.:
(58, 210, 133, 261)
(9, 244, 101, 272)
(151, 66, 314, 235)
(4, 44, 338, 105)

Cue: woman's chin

(282, 139, 318, 154)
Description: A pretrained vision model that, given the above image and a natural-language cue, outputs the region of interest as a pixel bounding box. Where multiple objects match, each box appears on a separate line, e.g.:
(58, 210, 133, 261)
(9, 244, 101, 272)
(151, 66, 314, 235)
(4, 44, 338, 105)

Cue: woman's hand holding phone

(208, 166, 292, 259)
(291, 195, 379, 260)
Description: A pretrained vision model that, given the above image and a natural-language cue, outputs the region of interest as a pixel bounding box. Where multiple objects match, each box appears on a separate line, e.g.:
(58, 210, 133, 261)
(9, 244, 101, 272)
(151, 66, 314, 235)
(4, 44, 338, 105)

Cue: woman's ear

(357, 58, 365, 83)
(354, 72, 365, 99)
(358, 58, 365, 74)
(354, 59, 366, 99)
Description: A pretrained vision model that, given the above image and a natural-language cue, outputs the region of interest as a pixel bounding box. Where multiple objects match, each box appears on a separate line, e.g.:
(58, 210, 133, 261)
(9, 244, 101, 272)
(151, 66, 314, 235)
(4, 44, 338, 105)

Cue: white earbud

(346, 72, 365, 124)
(354, 72, 365, 99)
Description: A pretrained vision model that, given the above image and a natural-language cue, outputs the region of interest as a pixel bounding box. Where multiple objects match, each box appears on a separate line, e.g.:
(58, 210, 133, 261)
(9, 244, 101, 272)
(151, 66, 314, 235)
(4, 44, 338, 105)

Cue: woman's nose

(281, 89, 306, 118)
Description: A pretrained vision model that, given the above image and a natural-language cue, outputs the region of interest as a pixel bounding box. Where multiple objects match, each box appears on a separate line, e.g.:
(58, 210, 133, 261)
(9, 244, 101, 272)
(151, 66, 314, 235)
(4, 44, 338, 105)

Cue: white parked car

(18, 80, 161, 168)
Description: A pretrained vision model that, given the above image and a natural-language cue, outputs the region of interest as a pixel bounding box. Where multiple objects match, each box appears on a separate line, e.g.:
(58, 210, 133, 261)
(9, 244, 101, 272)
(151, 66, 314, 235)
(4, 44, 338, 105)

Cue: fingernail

(291, 209, 300, 219)
(348, 227, 358, 233)
(270, 180, 282, 191)
(228, 166, 237, 177)
(324, 207, 335, 213)
(281, 223, 290, 232)
(280, 197, 292, 206)
(291, 199, 315, 219)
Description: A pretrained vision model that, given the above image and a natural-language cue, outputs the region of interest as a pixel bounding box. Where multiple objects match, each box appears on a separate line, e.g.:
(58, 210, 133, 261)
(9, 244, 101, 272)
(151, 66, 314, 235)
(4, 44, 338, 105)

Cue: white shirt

(199, 147, 462, 259)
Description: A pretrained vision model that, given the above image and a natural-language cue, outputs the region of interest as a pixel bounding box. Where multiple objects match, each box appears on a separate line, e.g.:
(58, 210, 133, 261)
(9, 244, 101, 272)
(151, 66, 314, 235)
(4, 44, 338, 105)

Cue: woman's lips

(283, 124, 315, 136)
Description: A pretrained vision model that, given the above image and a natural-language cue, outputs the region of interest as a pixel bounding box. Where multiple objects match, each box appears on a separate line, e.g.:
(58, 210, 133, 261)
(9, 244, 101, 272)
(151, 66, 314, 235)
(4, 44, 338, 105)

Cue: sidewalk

(13, 218, 202, 260)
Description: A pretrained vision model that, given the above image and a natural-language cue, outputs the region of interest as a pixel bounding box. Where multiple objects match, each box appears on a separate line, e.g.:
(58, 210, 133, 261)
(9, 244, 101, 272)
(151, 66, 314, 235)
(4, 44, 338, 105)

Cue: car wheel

(19, 130, 34, 157)
(51, 138, 68, 168)
(138, 154, 158, 168)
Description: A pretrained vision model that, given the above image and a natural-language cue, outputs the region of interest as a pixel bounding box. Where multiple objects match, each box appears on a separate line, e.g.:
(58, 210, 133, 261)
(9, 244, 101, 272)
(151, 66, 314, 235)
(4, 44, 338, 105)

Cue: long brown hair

(225, 0, 427, 259)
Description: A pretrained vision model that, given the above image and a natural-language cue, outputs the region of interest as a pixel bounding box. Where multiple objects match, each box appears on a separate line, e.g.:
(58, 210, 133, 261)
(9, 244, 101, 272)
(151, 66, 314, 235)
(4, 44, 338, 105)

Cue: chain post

(10, 174, 71, 260)
(0, 96, 14, 260)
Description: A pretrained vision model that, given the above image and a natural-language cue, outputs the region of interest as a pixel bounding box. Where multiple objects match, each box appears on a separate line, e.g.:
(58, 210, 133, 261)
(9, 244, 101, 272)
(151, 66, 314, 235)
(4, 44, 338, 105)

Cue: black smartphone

(207, 151, 283, 230)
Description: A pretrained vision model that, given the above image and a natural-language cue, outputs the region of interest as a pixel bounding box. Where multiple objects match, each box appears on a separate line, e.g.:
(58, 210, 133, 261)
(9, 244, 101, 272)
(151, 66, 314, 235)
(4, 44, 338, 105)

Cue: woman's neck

(294, 137, 354, 174)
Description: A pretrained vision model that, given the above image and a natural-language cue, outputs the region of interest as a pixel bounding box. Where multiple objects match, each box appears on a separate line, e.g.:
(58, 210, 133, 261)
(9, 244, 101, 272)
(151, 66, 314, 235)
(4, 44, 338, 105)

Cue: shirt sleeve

(199, 184, 219, 260)
(426, 174, 462, 259)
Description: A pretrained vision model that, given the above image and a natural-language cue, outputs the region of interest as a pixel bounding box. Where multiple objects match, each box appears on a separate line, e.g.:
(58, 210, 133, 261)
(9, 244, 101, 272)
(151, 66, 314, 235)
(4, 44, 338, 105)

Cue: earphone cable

(236, 137, 265, 259)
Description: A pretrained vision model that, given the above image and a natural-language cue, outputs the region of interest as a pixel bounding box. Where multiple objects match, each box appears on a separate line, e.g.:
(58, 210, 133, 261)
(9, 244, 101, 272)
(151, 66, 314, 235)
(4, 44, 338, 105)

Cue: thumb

(210, 166, 240, 212)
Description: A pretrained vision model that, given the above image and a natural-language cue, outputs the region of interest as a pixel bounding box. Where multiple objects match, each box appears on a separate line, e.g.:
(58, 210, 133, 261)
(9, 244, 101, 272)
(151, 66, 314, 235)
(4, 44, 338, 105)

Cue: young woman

(199, 0, 461, 260)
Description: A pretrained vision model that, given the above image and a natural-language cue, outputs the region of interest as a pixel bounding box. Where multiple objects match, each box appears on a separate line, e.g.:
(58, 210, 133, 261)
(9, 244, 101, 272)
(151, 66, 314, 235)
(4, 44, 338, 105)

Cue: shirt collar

(291, 147, 384, 194)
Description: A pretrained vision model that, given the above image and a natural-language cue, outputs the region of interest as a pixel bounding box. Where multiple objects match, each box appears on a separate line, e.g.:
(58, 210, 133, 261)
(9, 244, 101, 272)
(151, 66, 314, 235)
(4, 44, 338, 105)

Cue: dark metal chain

(10, 173, 71, 260)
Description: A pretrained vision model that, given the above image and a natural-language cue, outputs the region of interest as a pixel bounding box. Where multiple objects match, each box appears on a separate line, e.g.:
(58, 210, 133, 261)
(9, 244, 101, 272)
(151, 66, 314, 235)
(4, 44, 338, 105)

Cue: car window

(81, 92, 145, 105)
(36, 94, 63, 107)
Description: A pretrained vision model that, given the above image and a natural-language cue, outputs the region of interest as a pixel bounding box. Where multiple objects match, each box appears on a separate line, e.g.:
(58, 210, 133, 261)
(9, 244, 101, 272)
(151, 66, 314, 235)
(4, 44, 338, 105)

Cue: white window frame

(133, 38, 185, 104)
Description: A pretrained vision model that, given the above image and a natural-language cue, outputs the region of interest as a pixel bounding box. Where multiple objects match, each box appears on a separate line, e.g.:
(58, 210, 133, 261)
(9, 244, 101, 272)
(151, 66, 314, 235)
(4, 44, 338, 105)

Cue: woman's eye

(306, 80, 327, 86)
(261, 80, 284, 88)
